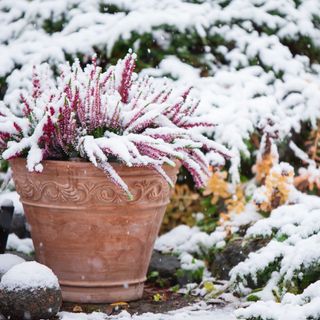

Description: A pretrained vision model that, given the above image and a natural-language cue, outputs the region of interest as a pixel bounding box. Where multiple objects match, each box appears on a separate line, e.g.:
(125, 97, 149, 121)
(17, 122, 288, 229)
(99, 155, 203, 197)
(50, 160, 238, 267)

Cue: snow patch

(6, 234, 34, 255)
(0, 261, 59, 291)
(0, 253, 25, 277)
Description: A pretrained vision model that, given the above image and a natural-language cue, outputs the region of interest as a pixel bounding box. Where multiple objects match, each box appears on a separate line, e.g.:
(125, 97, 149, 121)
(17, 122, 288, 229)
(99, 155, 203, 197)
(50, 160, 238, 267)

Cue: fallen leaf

(72, 305, 83, 313)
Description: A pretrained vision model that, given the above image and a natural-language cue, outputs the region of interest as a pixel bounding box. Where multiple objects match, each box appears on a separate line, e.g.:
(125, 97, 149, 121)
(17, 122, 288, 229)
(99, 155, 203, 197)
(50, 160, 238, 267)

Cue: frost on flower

(0, 53, 231, 197)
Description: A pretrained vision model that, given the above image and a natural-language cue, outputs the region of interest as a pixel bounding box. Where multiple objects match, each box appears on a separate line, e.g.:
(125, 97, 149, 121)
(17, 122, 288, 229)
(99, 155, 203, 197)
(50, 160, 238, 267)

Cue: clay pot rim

(9, 157, 180, 176)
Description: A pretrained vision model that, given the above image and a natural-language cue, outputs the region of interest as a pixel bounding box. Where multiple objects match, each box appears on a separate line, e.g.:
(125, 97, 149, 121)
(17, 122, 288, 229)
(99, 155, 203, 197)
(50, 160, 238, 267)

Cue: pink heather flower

(181, 87, 192, 101)
(32, 66, 42, 99)
(118, 53, 136, 103)
(13, 122, 22, 133)
(0, 133, 10, 148)
(40, 116, 55, 145)
(20, 94, 32, 116)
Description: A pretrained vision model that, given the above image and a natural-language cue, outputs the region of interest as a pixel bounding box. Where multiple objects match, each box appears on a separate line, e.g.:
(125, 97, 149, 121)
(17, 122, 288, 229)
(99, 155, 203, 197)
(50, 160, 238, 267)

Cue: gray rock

(210, 237, 270, 280)
(11, 214, 30, 239)
(0, 287, 62, 320)
(148, 250, 180, 283)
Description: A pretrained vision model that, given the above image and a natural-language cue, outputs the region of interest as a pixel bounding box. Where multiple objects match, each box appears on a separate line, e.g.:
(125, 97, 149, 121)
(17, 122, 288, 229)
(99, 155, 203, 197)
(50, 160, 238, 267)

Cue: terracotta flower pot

(10, 158, 178, 303)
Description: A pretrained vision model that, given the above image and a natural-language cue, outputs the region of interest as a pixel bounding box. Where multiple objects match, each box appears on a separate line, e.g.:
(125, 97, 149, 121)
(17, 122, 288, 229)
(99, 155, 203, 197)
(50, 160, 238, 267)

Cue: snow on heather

(0, 261, 59, 291)
(0, 54, 230, 197)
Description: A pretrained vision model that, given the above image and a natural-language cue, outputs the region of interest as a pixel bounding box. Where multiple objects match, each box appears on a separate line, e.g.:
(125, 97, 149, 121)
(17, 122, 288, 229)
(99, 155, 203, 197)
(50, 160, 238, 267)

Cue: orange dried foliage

(294, 170, 320, 192)
(204, 169, 246, 225)
(161, 184, 200, 234)
(255, 166, 294, 212)
(225, 185, 246, 214)
(294, 121, 320, 193)
(253, 153, 277, 184)
(203, 170, 229, 204)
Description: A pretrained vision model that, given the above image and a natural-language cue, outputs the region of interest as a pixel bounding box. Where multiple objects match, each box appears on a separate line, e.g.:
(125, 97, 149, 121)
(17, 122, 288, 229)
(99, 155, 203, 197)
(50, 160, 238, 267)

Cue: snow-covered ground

(59, 304, 236, 320)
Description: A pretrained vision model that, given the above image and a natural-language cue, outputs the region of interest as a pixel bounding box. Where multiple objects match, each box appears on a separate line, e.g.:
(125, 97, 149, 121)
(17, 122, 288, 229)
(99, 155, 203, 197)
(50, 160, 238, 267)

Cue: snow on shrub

(1, 0, 320, 183)
(230, 193, 320, 299)
(0, 53, 230, 198)
(235, 281, 320, 320)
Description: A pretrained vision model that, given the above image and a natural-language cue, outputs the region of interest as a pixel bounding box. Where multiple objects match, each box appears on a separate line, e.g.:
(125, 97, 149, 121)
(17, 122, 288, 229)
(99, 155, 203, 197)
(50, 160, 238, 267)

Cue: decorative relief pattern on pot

(14, 177, 85, 203)
(13, 175, 172, 205)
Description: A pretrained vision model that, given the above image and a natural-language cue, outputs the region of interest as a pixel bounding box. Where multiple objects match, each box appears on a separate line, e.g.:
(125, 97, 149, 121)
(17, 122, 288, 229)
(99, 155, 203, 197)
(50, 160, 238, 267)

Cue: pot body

(10, 158, 178, 303)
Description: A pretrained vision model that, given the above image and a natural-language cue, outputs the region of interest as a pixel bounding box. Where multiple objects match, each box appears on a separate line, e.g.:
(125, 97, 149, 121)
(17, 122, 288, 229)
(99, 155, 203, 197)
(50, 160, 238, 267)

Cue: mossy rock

(210, 237, 271, 280)
(0, 287, 61, 320)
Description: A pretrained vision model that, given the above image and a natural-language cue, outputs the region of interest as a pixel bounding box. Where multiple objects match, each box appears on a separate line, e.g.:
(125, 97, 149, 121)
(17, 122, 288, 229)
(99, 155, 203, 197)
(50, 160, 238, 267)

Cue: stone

(11, 214, 31, 239)
(0, 261, 62, 320)
(0, 201, 14, 254)
(0, 287, 62, 320)
(148, 250, 181, 283)
(210, 237, 270, 280)
(0, 253, 25, 279)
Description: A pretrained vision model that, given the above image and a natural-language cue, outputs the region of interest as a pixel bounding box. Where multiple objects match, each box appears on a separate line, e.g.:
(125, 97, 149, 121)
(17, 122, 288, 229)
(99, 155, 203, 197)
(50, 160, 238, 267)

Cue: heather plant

(0, 53, 230, 198)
